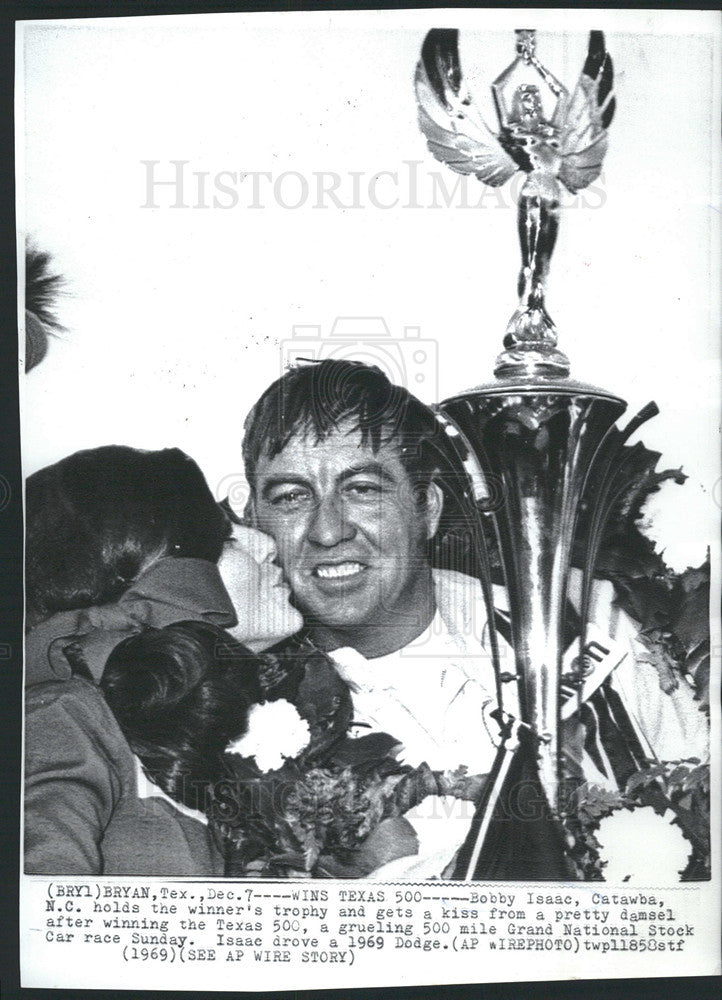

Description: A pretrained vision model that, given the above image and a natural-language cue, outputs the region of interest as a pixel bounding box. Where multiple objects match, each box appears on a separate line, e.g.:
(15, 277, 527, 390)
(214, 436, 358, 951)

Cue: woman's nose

(233, 524, 277, 563)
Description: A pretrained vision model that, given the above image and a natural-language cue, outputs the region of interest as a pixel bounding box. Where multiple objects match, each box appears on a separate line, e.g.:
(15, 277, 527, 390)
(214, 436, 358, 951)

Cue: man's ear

(423, 479, 444, 540)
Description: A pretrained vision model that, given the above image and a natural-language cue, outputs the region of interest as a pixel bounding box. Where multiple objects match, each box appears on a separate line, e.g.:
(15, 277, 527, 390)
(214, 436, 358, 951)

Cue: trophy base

(498, 298, 570, 378)
(453, 736, 577, 881)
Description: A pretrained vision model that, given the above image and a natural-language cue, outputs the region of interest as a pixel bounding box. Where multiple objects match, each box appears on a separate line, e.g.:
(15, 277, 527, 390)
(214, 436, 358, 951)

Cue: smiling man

(249, 430, 443, 658)
(242, 360, 446, 659)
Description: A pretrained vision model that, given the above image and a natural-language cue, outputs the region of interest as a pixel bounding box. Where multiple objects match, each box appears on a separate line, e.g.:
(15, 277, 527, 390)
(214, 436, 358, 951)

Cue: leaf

(592, 533, 668, 583)
(668, 765, 691, 787)
(579, 422, 686, 548)
(355, 817, 420, 873)
(670, 567, 710, 653)
(682, 766, 708, 792)
(255, 650, 300, 697)
(303, 829, 321, 872)
(574, 422, 689, 608)
(690, 653, 710, 711)
(330, 732, 404, 767)
(611, 576, 673, 631)
(293, 645, 354, 748)
(679, 563, 709, 594)
(626, 770, 655, 794)
(636, 630, 680, 693)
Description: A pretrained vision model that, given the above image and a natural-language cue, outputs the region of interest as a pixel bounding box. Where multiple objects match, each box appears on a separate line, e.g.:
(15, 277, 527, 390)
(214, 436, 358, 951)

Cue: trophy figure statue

(416, 28, 614, 378)
(415, 29, 654, 879)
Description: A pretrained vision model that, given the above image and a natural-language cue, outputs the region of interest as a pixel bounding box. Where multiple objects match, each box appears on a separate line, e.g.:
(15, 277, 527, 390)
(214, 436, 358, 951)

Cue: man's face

(251, 424, 442, 654)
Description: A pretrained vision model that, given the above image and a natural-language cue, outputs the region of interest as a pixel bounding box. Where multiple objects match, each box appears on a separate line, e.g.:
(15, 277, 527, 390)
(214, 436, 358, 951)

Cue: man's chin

(299, 597, 374, 633)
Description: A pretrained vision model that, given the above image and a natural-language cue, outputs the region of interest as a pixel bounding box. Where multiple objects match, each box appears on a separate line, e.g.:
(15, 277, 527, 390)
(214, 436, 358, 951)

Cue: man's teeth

(315, 562, 364, 580)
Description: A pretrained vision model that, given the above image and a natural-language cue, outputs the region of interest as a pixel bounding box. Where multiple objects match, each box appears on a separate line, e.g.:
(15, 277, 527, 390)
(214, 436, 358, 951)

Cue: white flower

(639, 478, 711, 574)
(225, 699, 311, 773)
(597, 806, 690, 883)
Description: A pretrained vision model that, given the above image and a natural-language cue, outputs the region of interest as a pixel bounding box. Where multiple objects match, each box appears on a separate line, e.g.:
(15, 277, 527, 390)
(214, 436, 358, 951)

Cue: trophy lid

(444, 374, 626, 407)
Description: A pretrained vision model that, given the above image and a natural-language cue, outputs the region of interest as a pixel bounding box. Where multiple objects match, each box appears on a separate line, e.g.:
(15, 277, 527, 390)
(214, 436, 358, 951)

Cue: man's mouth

(312, 561, 366, 580)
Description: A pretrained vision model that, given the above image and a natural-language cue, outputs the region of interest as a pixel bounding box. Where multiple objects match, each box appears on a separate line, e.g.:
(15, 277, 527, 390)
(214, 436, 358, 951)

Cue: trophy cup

(416, 29, 660, 878)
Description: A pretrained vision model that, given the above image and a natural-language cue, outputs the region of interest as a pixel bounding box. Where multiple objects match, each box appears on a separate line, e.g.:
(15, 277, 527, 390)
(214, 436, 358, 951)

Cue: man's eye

(268, 488, 311, 509)
(343, 481, 384, 499)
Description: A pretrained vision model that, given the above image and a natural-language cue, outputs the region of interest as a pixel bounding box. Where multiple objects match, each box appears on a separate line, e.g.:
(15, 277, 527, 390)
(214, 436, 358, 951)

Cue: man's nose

(306, 495, 355, 547)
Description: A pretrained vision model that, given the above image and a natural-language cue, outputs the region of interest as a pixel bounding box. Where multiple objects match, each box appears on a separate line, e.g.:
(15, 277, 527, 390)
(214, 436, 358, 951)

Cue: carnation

(639, 479, 710, 574)
(225, 699, 311, 772)
(597, 806, 690, 883)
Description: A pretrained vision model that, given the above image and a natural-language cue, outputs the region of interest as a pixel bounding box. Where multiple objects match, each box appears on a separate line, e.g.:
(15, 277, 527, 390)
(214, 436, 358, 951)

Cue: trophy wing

(415, 28, 517, 186)
(559, 30, 615, 193)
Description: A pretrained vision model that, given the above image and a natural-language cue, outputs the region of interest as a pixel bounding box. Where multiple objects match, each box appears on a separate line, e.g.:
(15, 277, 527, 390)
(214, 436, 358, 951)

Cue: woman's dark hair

(25, 243, 65, 373)
(101, 621, 262, 812)
(25, 445, 231, 628)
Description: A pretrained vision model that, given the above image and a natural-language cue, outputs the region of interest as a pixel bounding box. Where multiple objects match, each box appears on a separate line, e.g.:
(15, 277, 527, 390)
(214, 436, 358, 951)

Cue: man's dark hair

(242, 359, 444, 488)
(26, 445, 231, 628)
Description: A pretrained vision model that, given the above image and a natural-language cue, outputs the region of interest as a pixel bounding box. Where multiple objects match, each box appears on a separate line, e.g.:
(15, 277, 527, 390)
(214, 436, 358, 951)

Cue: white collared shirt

(330, 607, 500, 776)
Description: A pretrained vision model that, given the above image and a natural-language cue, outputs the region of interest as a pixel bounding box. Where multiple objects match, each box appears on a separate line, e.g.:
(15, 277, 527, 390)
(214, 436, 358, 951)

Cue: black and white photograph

(15, 5, 720, 992)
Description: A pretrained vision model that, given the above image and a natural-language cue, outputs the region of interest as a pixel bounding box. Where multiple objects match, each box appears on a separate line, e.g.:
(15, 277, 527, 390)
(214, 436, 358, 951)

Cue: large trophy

(416, 29, 658, 878)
